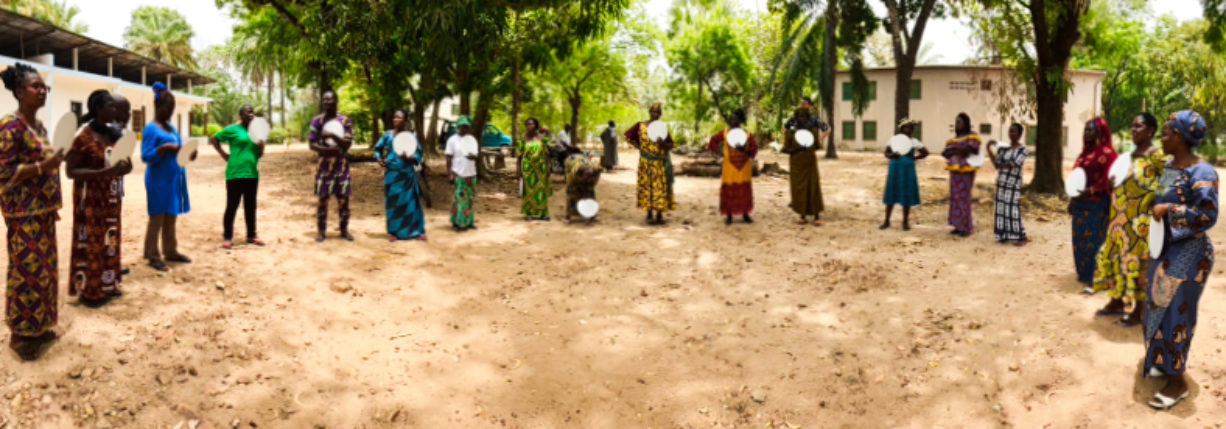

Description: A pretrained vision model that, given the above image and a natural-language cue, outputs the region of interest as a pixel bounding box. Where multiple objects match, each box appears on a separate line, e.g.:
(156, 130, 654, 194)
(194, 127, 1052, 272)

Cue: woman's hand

(1153, 203, 1171, 219)
(109, 159, 133, 176)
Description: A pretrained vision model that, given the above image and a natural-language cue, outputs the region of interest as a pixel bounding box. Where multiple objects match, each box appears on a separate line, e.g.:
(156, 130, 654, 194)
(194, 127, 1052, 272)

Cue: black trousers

(223, 178, 259, 240)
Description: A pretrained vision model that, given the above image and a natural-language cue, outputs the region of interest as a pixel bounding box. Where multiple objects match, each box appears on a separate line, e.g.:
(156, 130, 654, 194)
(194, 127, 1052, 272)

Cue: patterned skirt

(1144, 236, 1213, 376)
(993, 179, 1025, 241)
(637, 154, 675, 212)
(521, 156, 551, 218)
(384, 166, 426, 239)
(948, 171, 975, 233)
(70, 179, 123, 301)
(315, 154, 352, 198)
(1071, 197, 1110, 284)
(451, 177, 476, 228)
(5, 213, 58, 337)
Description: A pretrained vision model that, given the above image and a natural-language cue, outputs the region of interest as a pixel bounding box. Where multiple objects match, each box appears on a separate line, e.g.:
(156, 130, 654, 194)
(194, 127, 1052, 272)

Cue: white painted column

(187, 80, 192, 93)
(72, 48, 78, 70)
(167, 74, 172, 89)
(141, 67, 146, 85)
(107, 57, 113, 76)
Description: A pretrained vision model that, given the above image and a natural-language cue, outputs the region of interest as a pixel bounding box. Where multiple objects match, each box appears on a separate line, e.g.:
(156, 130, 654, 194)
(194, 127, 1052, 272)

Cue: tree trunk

(473, 91, 495, 179)
(426, 99, 441, 156)
(822, 1, 839, 159)
(1030, 79, 1066, 194)
(694, 80, 703, 137)
(893, 59, 915, 134)
(266, 76, 274, 128)
(460, 92, 472, 116)
(511, 54, 522, 154)
(570, 89, 582, 146)
(279, 71, 286, 130)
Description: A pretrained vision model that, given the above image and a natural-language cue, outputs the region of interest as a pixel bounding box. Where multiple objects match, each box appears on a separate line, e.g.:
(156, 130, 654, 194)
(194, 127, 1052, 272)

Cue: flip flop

(247, 238, 266, 246)
(220, 241, 233, 250)
(1148, 391, 1189, 410)
(1149, 367, 1165, 378)
(813, 220, 823, 226)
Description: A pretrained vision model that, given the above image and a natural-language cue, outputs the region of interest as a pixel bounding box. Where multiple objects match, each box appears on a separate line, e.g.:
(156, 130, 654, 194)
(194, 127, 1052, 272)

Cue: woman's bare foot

(878, 222, 890, 230)
(388, 235, 398, 242)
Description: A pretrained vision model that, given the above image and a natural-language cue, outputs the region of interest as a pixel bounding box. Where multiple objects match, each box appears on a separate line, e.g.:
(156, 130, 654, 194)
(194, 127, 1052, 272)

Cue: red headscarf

(1074, 117, 1117, 197)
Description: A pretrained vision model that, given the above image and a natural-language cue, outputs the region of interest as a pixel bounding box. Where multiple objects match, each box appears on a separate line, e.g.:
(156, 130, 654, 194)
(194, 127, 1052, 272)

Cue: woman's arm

(1165, 167, 1219, 241)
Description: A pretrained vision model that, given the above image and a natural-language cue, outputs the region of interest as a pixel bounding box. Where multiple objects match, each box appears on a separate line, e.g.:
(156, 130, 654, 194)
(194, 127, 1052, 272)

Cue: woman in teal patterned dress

(374, 109, 427, 242)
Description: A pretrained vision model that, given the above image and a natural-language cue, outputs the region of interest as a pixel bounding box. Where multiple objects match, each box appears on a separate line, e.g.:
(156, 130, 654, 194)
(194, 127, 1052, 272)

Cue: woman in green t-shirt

(209, 105, 266, 249)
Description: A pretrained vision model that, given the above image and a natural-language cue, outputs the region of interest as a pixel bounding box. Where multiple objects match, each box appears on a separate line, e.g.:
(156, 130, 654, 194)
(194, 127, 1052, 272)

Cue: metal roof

(0, 9, 214, 90)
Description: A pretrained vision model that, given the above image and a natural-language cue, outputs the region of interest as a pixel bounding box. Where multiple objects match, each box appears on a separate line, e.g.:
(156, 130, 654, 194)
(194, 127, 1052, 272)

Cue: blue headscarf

(1169, 110, 1208, 148)
(152, 81, 168, 102)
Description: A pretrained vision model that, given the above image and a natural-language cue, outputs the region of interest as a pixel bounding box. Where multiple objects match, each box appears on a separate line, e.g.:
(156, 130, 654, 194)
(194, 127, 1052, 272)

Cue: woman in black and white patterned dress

(989, 123, 1029, 246)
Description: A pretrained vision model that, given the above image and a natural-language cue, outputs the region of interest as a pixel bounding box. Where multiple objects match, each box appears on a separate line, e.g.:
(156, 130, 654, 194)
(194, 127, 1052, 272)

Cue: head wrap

(1074, 117, 1118, 191)
(455, 116, 472, 127)
(1169, 110, 1208, 148)
(897, 118, 919, 130)
(649, 102, 662, 112)
(1081, 117, 1113, 154)
(152, 81, 168, 102)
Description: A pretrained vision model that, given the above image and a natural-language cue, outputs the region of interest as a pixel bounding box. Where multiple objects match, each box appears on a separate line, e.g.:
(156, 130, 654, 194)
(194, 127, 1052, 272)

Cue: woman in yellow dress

(624, 103, 675, 225)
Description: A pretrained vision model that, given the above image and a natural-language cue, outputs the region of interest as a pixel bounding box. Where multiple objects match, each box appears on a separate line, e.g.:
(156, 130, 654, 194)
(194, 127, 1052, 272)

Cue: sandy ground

(2, 143, 1226, 428)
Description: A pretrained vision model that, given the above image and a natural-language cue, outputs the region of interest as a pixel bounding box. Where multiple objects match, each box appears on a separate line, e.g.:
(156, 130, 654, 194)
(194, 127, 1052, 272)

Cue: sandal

(1148, 391, 1189, 411)
(340, 232, 355, 241)
(814, 220, 823, 226)
(1116, 314, 1142, 327)
(166, 254, 192, 264)
(220, 241, 233, 250)
(247, 238, 266, 246)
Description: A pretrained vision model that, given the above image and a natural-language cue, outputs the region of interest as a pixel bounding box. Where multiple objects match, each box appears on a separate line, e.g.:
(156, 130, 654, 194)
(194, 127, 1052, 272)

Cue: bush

(268, 128, 288, 145)
(190, 125, 204, 137)
(207, 124, 223, 137)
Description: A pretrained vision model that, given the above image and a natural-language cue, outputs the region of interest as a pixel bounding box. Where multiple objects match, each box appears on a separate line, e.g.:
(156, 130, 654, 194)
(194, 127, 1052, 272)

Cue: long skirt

(948, 171, 975, 233)
(451, 176, 476, 228)
(1144, 236, 1213, 376)
(521, 153, 551, 218)
(385, 167, 426, 239)
(883, 157, 920, 207)
(1071, 197, 1110, 283)
(70, 178, 123, 301)
(993, 180, 1026, 241)
(789, 152, 824, 216)
(5, 213, 58, 337)
(637, 153, 675, 212)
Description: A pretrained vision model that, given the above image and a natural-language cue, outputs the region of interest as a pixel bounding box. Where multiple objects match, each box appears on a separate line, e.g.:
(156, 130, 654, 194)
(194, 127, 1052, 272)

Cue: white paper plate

(887, 135, 913, 155)
(1065, 167, 1087, 198)
(108, 132, 137, 165)
(727, 128, 748, 149)
(177, 138, 199, 166)
(393, 131, 418, 159)
(323, 120, 345, 147)
(796, 129, 815, 148)
(52, 112, 79, 154)
(247, 117, 270, 143)
(647, 121, 668, 142)
(577, 198, 599, 219)
(460, 135, 480, 157)
(1149, 217, 1165, 259)
(1109, 152, 1132, 188)
(967, 153, 985, 168)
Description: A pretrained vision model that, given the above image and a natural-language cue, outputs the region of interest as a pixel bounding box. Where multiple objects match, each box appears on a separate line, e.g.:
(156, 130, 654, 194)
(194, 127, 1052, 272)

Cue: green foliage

(3, 0, 87, 32)
(267, 127, 288, 145)
(1070, 0, 1151, 131)
(123, 6, 197, 70)
(666, 1, 755, 131)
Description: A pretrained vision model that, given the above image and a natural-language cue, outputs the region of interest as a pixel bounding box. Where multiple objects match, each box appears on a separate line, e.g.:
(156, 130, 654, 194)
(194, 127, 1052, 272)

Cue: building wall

(0, 55, 210, 144)
(833, 66, 1104, 159)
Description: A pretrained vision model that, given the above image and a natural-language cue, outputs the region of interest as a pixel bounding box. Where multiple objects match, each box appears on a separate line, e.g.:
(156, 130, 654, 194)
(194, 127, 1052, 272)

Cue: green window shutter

(863, 121, 877, 141)
(842, 121, 856, 140)
(910, 80, 921, 100)
(842, 82, 853, 101)
(869, 82, 877, 100)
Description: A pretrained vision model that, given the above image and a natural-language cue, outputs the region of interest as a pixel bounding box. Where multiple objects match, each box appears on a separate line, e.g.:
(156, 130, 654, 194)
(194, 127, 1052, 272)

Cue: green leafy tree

(881, 0, 950, 131)
(667, 1, 755, 136)
(2, 0, 87, 32)
(1070, 0, 1151, 132)
(123, 6, 197, 70)
(543, 33, 630, 139)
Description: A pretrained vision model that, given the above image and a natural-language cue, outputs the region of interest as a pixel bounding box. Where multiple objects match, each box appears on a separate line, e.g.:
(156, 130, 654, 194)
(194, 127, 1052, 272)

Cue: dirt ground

(2, 143, 1226, 428)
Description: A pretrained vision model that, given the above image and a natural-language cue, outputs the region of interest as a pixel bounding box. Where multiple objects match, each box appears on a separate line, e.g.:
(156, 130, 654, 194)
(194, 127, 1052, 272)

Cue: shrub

(268, 128, 288, 145)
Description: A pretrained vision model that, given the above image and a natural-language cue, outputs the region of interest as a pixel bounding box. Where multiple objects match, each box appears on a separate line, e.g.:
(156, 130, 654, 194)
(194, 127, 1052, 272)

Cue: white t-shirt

(445, 134, 477, 178)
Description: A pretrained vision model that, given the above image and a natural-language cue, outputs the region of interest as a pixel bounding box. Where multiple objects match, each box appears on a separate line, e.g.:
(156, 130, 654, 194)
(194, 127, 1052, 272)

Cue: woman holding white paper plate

(707, 109, 757, 225)
(986, 124, 1029, 245)
(1091, 113, 1163, 326)
(941, 113, 982, 237)
(1068, 117, 1117, 287)
(624, 103, 675, 225)
(374, 109, 427, 241)
(881, 118, 927, 230)
(141, 82, 193, 272)
(1141, 110, 1217, 411)
(210, 105, 267, 249)
(65, 90, 133, 306)
(782, 105, 830, 226)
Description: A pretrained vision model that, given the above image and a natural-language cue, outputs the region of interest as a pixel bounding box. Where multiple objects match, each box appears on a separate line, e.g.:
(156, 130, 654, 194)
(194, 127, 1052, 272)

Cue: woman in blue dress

(141, 82, 193, 271)
(880, 118, 927, 230)
(374, 109, 427, 242)
(1144, 110, 1218, 410)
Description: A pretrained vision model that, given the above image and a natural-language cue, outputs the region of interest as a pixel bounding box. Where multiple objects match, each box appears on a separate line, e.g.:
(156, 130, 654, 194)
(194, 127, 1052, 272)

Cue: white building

(834, 65, 1105, 158)
(0, 9, 213, 139)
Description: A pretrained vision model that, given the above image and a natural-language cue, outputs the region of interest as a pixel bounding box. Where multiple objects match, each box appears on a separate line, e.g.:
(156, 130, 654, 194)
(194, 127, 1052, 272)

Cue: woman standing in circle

(517, 118, 551, 221)
(782, 105, 829, 226)
(881, 118, 927, 230)
(1093, 113, 1163, 325)
(1143, 110, 1217, 411)
(141, 82, 193, 272)
(65, 90, 133, 307)
(210, 105, 266, 249)
(988, 124, 1029, 245)
(941, 113, 981, 237)
(1069, 117, 1117, 289)
(374, 109, 427, 241)
(0, 63, 64, 360)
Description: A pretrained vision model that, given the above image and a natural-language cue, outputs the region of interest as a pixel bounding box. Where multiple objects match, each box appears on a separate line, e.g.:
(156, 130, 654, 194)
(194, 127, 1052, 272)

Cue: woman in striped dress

(989, 123, 1029, 245)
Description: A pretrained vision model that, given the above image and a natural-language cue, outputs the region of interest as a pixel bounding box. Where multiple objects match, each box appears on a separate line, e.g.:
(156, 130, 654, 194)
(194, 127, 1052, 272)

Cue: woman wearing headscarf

(142, 82, 193, 272)
(707, 109, 757, 225)
(1093, 113, 1163, 326)
(942, 113, 981, 236)
(1143, 110, 1217, 411)
(988, 124, 1029, 245)
(445, 116, 479, 230)
(624, 103, 675, 225)
(516, 118, 551, 221)
(0, 62, 64, 360)
(374, 109, 427, 241)
(782, 105, 830, 226)
(210, 104, 266, 249)
(881, 118, 927, 230)
(65, 90, 133, 307)
(1069, 117, 1117, 290)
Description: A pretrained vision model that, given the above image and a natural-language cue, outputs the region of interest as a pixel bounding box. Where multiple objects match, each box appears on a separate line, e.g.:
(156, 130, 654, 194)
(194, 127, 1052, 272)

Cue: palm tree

(122, 6, 197, 70)
(4, 0, 87, 32)
(228, 32, 277, 126)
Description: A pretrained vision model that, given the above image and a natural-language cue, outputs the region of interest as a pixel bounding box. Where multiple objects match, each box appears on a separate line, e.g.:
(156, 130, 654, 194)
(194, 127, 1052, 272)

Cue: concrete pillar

(141, 67, 146, 85)
(107, 57, 113, 77)
(187, 80, 192, 93)
(72, 48, 78, 70)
